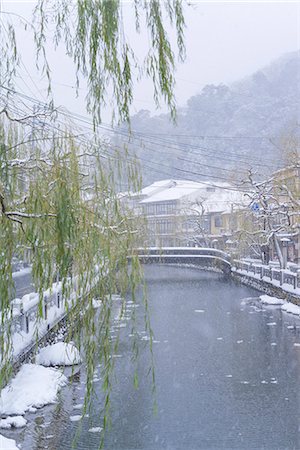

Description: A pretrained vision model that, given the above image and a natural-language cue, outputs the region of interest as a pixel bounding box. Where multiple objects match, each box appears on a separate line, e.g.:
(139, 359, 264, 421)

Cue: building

(122, 179, 247, 248)
(270, 164, 300, 264)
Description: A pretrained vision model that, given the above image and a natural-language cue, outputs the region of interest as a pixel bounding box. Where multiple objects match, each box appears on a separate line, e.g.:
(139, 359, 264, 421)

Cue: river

(7, 265, 300, 449)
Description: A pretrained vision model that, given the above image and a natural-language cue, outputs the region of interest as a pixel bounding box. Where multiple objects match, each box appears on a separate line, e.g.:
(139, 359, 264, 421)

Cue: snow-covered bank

(2, 265, 101, 363)
(0, 341, 81, 448)
(233, 263, 300, 297)
(260, 295, 285, 306)
(259, 295, 300, 316)
(0, 434, 19, 450)
(36, 342, 81, 367)
(12, 267, 31, 279)
(0, 416, 26, 430)
(281, 302, 300, 315)
(0, 364, 67, 416)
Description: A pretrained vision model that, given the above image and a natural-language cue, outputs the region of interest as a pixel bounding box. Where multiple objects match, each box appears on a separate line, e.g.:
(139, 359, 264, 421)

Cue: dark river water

(7, 265, 300, 450)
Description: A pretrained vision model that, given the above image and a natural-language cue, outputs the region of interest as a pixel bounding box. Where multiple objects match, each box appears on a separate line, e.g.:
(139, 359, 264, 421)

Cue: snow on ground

(69, 415, 82, 422)
(11, 288, 73, 359)
(255, 295, 300, 318)
(36, 342, 81, 367)
(281, 302, 300, 316)
(21, 292, 40, 313)
(260, 295, 285, 305)
(258, 295, 300, 316)
(92, 299, 102, 308)
(12, 267, 31, 279)
(0, 364, 67, 416)
(73, 403, 83, 410)
(0, 416, 26, 429)
(0, 434, 19, 450)
(9, 269, 101, 360)
(234, 266, 300, 297)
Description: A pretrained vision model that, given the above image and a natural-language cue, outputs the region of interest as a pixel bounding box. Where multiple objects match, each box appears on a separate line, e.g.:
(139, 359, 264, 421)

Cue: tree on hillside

(0, 0, 186, 441)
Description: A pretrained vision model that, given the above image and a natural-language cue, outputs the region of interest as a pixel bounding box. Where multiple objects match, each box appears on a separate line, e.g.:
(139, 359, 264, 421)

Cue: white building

(122, 179, 247, 247)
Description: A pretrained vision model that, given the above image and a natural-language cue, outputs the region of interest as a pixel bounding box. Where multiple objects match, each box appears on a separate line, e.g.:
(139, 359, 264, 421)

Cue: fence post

(56, 291, 60, 308)
(21, 313, 29, 333)
(44, 300, 48, 320)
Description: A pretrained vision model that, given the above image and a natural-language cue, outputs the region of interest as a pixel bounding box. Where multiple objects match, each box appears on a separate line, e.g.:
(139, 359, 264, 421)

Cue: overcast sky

(2, 1, 300, 121)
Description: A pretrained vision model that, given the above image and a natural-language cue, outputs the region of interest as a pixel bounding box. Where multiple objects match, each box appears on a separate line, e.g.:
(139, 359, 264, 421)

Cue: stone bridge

(132, 247, 232, 275)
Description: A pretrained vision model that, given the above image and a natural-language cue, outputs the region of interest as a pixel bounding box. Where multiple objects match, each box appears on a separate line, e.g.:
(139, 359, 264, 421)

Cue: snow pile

(36, 342, 81, 367)
(0, 416, 26, 429)
(259, 295, 300, 316)
(281, 303, 300, 316)
(21, 292, 40, 313)
(0, 434, 19, 450)
(0, 364, 67, 416)
(12, 267, 31, 279)
(260, 295, 285, 305)
(92, 299, 102, 309)
(70, 415, 82, 422)
(260, 295, 300, 316)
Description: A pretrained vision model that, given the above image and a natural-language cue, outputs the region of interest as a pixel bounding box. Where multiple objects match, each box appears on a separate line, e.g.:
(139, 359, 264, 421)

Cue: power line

(0, 84, 279, 167)
(0, 84, 285, 189)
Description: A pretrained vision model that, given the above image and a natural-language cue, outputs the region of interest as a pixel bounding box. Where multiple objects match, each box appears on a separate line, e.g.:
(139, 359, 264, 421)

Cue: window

(143, 204, 155, 215)
(155, 201, 176, 215)
(155, 219, 173, 234)
(214, 215, 222, 228)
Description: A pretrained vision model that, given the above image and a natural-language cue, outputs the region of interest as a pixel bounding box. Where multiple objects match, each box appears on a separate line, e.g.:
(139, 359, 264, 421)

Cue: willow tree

(0, 0, 186, 444)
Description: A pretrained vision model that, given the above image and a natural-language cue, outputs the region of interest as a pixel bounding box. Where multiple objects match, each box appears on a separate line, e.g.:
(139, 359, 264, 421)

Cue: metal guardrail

(234, 260, 300, 290)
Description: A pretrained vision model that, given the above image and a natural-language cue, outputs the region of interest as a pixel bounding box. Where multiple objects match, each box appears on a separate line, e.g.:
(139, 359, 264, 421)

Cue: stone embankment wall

(232, 260, 300, 305)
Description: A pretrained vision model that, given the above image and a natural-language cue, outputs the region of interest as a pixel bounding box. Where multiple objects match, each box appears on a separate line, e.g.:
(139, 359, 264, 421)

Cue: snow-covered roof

(139, 179, 175, 197)
(189, 187, 248, 214)
(140, 179, 217, 203)
(123, 179, 248, 213)
(119, 180, 176, 200)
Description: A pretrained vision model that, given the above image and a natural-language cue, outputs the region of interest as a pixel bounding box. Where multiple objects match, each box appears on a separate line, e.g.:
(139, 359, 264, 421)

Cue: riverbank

(162, 262, 300, 300)
(232, 266, 300, 305)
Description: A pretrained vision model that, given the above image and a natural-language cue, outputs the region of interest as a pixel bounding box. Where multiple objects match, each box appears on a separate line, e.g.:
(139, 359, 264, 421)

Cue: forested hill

(116, 51, 300, 185)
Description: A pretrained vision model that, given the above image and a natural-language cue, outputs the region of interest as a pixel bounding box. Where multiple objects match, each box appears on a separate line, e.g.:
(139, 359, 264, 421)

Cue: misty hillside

(117, 51, 300, 185)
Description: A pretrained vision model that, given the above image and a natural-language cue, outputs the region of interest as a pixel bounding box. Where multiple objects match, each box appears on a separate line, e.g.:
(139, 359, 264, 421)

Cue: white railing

(0, 267, 101, 361)
(233, 260, 300, 291)
(9, 280, 66, 335)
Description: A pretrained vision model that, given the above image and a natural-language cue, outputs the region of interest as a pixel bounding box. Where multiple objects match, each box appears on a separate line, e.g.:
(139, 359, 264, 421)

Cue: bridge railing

(133, 247, 231, 262)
